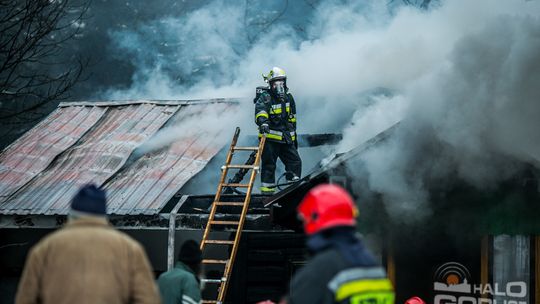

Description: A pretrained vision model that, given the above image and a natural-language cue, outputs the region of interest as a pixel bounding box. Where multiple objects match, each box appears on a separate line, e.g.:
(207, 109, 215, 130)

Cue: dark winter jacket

(254, 90, 297, 144)
(288, 227, 395, 304)
(157, 261, 201, 304)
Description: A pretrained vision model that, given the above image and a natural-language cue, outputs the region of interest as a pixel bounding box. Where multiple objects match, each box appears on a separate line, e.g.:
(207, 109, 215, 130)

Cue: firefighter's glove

(259, 123, 270, 134)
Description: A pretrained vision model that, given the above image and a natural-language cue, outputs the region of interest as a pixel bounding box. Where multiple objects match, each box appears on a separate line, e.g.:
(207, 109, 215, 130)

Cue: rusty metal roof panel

(0, 106, 107, 203)
(104, 102, 233, 215)
(0, 100, 239, 216)
(1, 103, 179, 215)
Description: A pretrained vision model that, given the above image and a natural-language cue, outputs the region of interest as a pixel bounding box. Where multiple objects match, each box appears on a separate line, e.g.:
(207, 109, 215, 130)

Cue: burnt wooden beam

(297, 133, 343, 147)
(0, 212, 282, 231)
(244, 133, 342, 147)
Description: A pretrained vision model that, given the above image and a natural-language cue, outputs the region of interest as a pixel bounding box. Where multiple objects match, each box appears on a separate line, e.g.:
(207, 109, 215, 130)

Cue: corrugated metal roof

(0, 100, 238, 215)
(104, 102, 233, 215)
(0, 106, 107, 203)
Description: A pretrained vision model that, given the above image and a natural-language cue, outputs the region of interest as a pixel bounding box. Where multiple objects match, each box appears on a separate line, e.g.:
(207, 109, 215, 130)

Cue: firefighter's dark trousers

(261, 141, 302, 188)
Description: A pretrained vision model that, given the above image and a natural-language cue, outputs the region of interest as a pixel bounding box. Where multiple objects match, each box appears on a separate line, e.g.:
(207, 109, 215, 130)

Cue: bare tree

(243, 0, 290, 45)
(399, 0, 433, 9)
(0, 0, 90, 145)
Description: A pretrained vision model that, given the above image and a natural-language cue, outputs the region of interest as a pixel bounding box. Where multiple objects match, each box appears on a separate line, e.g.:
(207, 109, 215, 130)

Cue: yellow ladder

(200, 127, 266, 304)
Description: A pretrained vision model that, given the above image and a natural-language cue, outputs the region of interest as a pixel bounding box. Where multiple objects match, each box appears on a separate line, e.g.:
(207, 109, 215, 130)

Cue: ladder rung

(226, 164, 258, 169)
(215, 201, 245, 206)
(204, 240, 235, 245)
(201, 278, 225, 284)
(202, 259, 229, 264)
(221, 183, 250, 188)
(210, 220, 240, 226)
(233, 146, 259, 151)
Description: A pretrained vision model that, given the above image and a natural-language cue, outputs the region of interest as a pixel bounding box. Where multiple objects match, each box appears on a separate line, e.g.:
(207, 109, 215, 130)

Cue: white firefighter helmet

(263, 67, 287, 83)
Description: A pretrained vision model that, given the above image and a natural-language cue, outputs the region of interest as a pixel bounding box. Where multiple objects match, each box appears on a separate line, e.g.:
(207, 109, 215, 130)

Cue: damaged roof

(0, 99, 238, 216)
(266, 123, 399, 208)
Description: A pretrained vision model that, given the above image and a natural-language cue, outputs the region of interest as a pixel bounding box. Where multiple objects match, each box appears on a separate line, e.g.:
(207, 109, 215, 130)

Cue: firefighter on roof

(254, 67, 302, 194)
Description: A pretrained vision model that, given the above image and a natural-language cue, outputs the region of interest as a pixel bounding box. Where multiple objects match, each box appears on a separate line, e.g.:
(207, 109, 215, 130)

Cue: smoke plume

(102, 0, 540, 219)
(356, 3, 540, 220)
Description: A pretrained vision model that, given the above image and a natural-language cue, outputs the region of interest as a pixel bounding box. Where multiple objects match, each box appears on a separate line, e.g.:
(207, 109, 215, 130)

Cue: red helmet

(297, 184, 358, 235)
(405, 297, 426, 304)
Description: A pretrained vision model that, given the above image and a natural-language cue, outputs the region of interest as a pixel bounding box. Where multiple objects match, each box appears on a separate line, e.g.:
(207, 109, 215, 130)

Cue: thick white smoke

(102, 0, 540, 219)
(354, 1, 540, 219)
(132, 104, 238, 158)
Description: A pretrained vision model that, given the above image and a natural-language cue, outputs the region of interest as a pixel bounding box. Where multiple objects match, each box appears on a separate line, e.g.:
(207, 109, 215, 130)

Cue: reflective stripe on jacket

(258, 130, 296, 141)
(328, 267, 395, 304)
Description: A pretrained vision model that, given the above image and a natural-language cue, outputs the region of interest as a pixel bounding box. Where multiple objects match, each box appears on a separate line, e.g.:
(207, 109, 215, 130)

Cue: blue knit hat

(70, 184, 107, 216)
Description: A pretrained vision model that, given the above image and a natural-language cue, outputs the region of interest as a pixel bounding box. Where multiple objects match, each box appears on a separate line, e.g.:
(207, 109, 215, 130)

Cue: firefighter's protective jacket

(288, 228, 395, 304)
(254, 91, 297, 144)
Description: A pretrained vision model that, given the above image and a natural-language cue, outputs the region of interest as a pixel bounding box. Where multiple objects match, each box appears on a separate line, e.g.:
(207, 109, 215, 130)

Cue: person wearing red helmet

(286, 184, 395, 304)
(405, 296, 426, 304)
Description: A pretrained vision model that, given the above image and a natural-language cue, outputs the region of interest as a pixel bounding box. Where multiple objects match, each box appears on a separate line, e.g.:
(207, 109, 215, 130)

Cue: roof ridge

(59, 98, 242, 107)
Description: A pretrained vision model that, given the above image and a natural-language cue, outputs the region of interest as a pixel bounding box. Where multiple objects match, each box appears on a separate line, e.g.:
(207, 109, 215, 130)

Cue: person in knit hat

(69, 184, 108, 218)
(157, 240, 203, 304)
(16, 184, 160, 304)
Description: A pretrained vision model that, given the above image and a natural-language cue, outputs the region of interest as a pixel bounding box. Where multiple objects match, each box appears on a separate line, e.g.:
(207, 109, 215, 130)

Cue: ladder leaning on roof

(200, 127, 266, 304)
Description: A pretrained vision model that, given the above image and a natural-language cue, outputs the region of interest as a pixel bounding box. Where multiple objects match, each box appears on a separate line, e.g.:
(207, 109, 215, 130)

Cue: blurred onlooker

(15, 184, 160, 304)
(157, 240, 202, 304)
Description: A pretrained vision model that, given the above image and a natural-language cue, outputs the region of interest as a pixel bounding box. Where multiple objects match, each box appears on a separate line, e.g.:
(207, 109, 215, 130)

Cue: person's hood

(306, 226, 376, 266)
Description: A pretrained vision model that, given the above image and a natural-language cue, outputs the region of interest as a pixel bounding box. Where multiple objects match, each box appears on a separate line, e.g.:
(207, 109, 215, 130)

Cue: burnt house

(0, 99, 325, 303)
(269, 124, 540, 303)
(1, 99, 540, 303)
